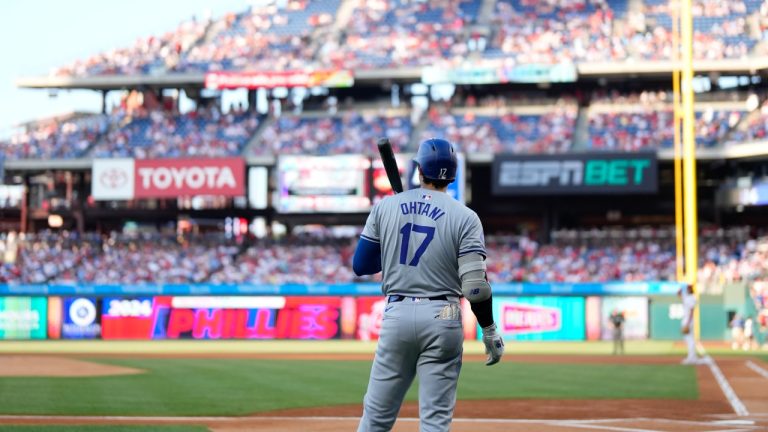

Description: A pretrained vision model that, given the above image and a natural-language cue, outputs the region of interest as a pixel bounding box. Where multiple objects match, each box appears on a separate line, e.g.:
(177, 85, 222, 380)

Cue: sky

(0, 0, 251, 138)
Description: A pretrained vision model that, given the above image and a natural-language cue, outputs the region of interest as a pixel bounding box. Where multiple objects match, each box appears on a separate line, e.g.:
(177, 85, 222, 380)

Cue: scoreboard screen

(277, 155, 371, 213)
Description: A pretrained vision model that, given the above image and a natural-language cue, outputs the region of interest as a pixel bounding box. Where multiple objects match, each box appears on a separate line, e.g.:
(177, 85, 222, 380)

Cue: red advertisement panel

(356, 297, 477, 341)
(101, 296, 342, 340)
(47, 297, 62, 340)
(356, 297, 387, 341)
(371, 155, 408, 205)
(205, 70, 354, 90)
(586, 296, 602, 341)
(101, 297, 156, 339)
(461, 299, 477, 340)
(134, 158, 244, 199)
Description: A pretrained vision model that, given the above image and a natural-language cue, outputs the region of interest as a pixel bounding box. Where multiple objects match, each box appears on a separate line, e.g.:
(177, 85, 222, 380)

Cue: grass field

(0, 340, 764, 432)
(0, 339, 687, 355)
(0, 357, 698, 416)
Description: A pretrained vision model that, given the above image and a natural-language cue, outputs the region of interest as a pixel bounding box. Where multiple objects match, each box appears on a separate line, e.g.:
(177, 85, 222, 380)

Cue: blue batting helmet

(413, 138, 457, 182)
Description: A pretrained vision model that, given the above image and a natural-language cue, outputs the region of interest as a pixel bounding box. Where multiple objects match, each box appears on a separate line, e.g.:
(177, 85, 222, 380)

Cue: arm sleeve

(353, 205, 382, 276)
(458, 212, 486, 258)
(353, 237, 382, 276)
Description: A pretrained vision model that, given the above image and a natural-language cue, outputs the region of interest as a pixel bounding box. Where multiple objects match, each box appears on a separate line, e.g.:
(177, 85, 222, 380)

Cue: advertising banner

(248, 166, 269, 209)
(371, 154, 409, 205)
(61, 297, 102, 339)
(205, 70, 354, 90)
(0, 281, 684, 297)
(0, 297, 47, 339)
(422, 64, 576, 85)
(92, 158, 245, 200)
(422, 66, 502, 85)
(492, 152, 658, 196)
(600, 297, 649, 340)
(356, 297, 476, 341)
(92, 158, 135, 200)
(493, 296, 585, 341)
(277, 155, 370, 213)
(48, 297, 63, 339)
(356, 296, 387, 341)
(502, 63, 577, 83)
(134, 158, 244, 198)
(585, 296, 602, 341)
(101, 297, 155, 339)
(101, 296, 344, 340)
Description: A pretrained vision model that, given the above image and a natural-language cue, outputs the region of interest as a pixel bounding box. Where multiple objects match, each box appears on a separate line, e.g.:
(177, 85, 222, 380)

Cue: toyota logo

(100, 168, 128, 189)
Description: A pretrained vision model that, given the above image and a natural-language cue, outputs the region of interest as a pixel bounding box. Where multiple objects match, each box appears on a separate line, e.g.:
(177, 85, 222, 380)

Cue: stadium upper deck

(8, 0, 768, 161)
(1, 91, 761, 160)
(49, 0, 768, 77)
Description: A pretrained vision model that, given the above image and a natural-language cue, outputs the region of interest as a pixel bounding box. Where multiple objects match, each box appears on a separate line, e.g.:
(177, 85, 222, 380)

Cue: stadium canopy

(15, 59, 768, 91)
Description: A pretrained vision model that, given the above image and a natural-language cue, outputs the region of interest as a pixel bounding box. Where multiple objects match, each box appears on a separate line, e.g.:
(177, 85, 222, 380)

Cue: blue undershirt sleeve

(353, 236, 382, 276)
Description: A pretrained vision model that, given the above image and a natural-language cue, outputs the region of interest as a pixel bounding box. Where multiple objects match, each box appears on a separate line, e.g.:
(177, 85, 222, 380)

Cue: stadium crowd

(487, 0, 624, 63)
(422, 101, 577, 153)
(3, 90, 760, 160)
(182, 1, 339, 72)
(588, 91, 746, 150)
(1, 115, 109, 159)
(46, 0, 767, 77)
(53, 16, 210, 76)
(253, 111, 412, 155)
(727, 103, 768, 144)
(4, 227, 766, 286)
(319, 0, 481, 69)
(92, 105, 260, 159)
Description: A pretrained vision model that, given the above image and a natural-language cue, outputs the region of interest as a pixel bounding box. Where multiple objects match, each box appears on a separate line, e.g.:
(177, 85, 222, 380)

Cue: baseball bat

(377, 137, 403, 194)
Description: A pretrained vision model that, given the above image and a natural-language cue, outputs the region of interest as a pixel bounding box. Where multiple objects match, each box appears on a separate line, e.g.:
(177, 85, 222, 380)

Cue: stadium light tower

(672, 0, 700, 341)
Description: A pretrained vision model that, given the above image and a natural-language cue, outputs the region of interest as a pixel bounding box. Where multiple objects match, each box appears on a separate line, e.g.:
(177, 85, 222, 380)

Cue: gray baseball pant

(358, 298, 464, 432)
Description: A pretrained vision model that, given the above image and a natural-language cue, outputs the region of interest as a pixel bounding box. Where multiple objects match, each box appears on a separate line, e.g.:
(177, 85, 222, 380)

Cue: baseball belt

(388, 295, 449, 303)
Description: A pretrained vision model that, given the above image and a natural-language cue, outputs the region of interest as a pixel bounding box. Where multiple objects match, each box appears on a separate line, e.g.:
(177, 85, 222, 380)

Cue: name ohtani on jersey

(399, 201, 446, 221)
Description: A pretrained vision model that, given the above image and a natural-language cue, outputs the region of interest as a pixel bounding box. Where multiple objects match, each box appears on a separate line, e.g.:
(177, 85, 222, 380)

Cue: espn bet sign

(492, 152, 657, 195)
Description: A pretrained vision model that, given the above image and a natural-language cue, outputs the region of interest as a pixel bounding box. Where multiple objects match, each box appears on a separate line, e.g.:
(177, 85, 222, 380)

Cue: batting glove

(482, 323, 504, 366)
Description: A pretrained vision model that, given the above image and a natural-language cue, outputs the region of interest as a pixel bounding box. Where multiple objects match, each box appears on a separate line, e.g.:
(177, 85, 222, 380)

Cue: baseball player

(680, 284, 703, 364)
(352, 138, 504, 432)
(609, 309, 625, 355)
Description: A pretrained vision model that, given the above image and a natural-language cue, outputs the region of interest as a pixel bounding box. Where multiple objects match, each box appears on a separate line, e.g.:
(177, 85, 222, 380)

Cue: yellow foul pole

(680, 0, 700, 340)
(671, 0, 685, 282)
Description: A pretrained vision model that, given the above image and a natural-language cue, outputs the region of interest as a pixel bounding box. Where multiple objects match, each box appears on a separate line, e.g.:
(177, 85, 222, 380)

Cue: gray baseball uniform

(357, 187, 486, 432)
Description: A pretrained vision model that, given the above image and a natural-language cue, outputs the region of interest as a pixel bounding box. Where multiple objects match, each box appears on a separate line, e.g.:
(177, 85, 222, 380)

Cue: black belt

(388, 295, 449, 303)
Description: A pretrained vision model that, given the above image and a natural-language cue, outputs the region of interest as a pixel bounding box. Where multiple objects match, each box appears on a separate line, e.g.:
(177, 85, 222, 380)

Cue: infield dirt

(0, 355, 144, 377)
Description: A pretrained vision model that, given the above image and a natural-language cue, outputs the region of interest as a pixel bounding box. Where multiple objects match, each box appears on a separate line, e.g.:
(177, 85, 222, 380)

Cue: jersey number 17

(399, 223, 435, 267)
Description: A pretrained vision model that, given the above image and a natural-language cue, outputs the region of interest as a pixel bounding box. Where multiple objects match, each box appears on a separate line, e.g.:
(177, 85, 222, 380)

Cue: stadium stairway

(572, 105, 591, 151)
(81, 109, 157, 159)
(409, 109, 430, 151)
(241, 115, 274, 157)
(753, 41, 768, 57)
(723, 96, 768, 147)
(331, 0, 355, 32)
(720, 107, 756, 147)
(80, 115, 123, 159)
(477, 0, 498, 24)
(197, 13, 231, 46)
(627, 0, 644, 22)
(295, 0, 348, 69)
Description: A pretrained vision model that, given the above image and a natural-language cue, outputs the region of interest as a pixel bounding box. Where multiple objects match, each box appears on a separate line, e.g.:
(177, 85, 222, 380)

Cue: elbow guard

(458, 253, 491, 303)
